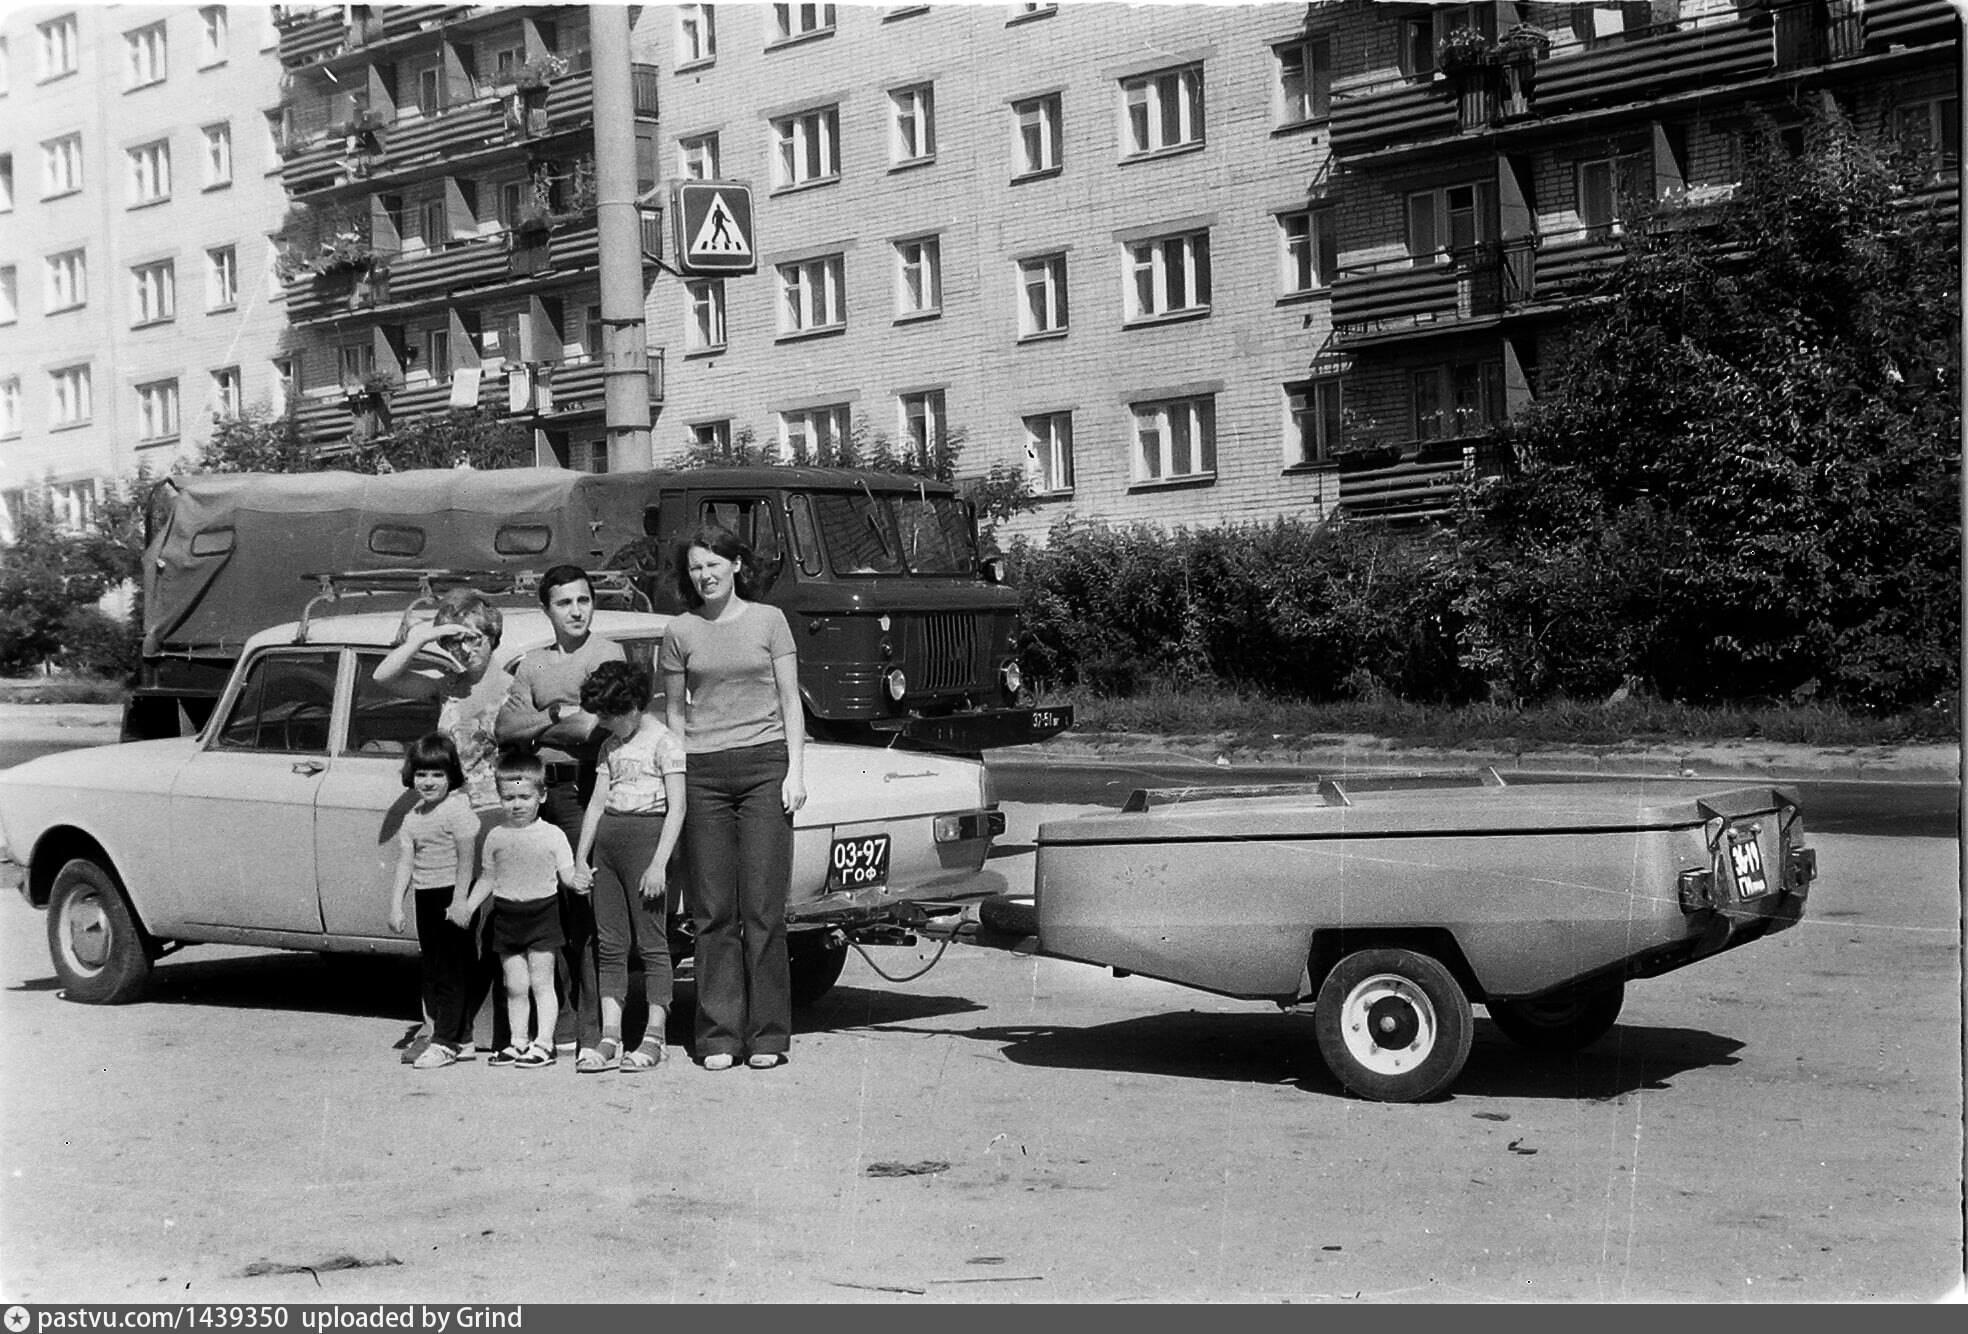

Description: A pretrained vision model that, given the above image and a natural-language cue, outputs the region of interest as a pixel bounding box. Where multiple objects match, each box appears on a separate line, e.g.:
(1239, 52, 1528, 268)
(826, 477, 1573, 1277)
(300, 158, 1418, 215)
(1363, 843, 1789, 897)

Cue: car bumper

(871, 705, 1074, 752)
(787, 866, 1011, 927)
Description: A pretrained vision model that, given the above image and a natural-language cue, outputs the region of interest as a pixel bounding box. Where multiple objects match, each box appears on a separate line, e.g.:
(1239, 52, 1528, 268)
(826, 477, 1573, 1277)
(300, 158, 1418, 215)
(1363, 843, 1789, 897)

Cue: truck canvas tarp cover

(142, 468, 646, 659)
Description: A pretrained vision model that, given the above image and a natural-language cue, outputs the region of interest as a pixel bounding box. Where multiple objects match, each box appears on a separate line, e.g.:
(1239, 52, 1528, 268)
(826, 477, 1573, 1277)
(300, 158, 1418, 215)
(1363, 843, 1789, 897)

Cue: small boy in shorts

(457, 752, 587, 1068)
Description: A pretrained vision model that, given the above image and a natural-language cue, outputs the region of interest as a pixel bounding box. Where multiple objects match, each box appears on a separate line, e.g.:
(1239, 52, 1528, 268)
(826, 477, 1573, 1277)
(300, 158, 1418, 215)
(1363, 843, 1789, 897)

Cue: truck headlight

(999, 660, 1023, 698)
(883, 668, 907, 702)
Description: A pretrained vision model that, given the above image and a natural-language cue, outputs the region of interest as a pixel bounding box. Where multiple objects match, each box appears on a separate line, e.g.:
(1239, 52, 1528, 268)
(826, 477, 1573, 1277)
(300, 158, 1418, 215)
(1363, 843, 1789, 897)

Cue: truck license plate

(1726, 830, 1768, 899)
(828, 834, 891, 891)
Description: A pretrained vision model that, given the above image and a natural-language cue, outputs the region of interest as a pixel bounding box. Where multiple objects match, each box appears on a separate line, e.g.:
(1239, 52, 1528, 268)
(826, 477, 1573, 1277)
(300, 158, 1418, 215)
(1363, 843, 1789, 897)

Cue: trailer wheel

(1314, 948, 1473, 1102)
(1487, 984, 1625, 1054)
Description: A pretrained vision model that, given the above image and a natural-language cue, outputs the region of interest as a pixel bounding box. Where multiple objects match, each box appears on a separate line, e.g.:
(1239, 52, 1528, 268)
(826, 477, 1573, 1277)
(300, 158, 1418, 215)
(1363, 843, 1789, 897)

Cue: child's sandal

(577, 1040, 619, 1074)
(487, 1045, 525, 1068)
(514, 1043, 555, 1069)
(620, 1037, 664, 1071)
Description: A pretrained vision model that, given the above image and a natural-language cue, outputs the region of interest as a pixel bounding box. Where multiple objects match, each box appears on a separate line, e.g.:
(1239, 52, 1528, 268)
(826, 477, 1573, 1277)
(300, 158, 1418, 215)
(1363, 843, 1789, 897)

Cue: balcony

(1335, 437, 1505, 523)
(1332, 245, 1522, 343)
(384, 235, 512, 305)
(1863, 0, 1958, 50)
(1330, 77, 1459, 159)
(507, 352, 666, 422)
(1534, 14, 1771, 119)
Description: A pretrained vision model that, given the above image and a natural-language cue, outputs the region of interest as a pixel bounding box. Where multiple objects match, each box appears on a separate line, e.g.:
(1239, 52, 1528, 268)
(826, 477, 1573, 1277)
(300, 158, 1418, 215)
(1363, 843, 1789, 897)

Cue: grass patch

(1048, 682, 1958, 752)
(0, 675, 132, 706)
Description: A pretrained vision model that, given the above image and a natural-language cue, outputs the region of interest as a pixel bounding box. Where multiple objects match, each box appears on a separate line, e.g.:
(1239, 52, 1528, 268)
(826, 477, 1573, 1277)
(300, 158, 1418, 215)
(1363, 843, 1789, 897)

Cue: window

(1286, 380, 1341, 466)
(773, 4, 835, 42)
(202, 123, 232, 187)
(1411, 361, 1503, 441)
(686, 278, 727, 351)
(132, 259, 176, 324)
(42, 133, 82, 196)
(1133, 395, 1215, 482)
(678, 133, 720, 180)
(678, 5, 716, 65)
(777, 254, 845, 334)
(899, 389, 945, 463)
(48, 479, 97, 531)
(1280, 207, 1337, 293)
(894, 236, 941, 317)
(1578, 152, 1651, 240)
(1122, 65, 1203, 156)
(1017, 253, 1068, 337)
(423, 328, 452, 381)
(1013, 94, 1062, 177)
(1277, 37, 1331, 125)
(1, 154, 13, 212)
(1407, 181, 1495, 265)
(137, 379, 181, 441)
(1401, 4, 1492, 78)
(409, 63, 441, 118)
(1124, 231, 1210, 321)
(126, 22, 168, 88)
(45, 249, 86, 311)
(1896, 97, 1961, 172)
(199, 7, 229, 65)
(1024, 411, 1073, 493)
(210, 366, 242, 419)
(206, 246, 237, 309)
(0, 378, 19, 437)
(271, 356, 297, 415)
(418, 195, 448, 249)
(0, 267, 14, 324)
(772, 106, 839, 187)
(214, 651, 339, 754)
(778, 404, 850, 459)
(38, 14, 78, 80)
(129, 139, 172, 205)
(50, 365, 92, 426)
(891, 84, 936, 164)
(691, 420, 731, 452)
(1009, 3, 1058, 22)
(338, 341, 375, 386)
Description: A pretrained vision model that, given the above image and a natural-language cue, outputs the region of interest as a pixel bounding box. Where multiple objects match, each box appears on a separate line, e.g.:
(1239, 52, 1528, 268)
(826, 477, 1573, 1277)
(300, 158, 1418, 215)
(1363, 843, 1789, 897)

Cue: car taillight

(935, 811, 1006, 843)
(1678, 867, 1716, 913)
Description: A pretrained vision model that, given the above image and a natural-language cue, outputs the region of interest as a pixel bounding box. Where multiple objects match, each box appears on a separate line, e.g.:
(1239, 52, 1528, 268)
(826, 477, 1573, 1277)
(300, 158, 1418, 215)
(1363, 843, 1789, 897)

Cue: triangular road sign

(674, 182, 757, 274)
(690, 194, 750, 258)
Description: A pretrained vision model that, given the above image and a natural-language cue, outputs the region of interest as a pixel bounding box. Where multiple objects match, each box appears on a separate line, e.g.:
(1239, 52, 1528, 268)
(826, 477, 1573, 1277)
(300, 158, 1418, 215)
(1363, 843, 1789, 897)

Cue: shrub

(58, 606, 141, 680)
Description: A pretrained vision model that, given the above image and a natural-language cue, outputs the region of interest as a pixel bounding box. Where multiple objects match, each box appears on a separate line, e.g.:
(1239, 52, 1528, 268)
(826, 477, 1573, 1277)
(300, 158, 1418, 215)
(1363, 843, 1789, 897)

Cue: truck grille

(909, 613, 976, 692)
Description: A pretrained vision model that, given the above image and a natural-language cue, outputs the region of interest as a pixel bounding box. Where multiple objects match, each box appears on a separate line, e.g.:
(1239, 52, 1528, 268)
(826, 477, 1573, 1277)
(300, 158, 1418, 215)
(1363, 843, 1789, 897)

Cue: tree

(1456, 106, 1959, 710)
(0, 477, 149, 676)
(194, 404, 532, 474)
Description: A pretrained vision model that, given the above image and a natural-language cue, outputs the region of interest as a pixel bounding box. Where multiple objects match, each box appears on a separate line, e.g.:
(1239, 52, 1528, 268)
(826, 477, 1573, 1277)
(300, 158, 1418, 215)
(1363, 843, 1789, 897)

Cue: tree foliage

(0, 477, 149, 676)
(195, 405, 532, 475)
(1456, 106, 1960, 709)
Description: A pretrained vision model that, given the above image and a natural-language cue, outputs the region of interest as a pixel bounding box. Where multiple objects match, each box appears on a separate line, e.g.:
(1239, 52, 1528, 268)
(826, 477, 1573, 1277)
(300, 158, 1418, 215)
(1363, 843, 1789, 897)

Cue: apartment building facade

(0, 4, 291, 540)
(270, 3, 663, 473)
(644, 2, 1342, 541)
(1322, 0, 1960, 520)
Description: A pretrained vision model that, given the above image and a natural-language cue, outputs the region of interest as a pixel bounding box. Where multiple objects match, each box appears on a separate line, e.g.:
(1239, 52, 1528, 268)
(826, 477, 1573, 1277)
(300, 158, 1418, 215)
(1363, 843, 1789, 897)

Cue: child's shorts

(491, 895, 565, 954)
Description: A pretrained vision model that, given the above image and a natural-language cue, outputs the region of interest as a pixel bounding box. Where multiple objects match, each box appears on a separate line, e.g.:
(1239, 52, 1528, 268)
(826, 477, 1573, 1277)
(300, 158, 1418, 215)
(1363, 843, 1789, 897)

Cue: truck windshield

(807, 492, 976, 577)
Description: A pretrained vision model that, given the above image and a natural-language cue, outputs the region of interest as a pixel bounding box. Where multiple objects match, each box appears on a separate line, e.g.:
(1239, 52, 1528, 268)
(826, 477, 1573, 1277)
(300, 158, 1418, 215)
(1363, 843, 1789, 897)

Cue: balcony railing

(383, 234, 513, 305)
(1336, 437, 1506, 523)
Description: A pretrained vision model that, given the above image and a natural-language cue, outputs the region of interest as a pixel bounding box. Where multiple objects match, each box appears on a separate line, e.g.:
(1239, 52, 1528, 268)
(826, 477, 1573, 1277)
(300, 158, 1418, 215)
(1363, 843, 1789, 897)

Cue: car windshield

(806, 491, 975, 577)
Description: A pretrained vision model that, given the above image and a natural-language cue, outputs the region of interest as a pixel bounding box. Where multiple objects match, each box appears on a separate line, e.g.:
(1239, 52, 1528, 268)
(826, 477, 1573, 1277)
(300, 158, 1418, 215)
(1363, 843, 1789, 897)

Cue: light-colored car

(991, 772, 1815, 1102)
(1, 604, 1007, 1007)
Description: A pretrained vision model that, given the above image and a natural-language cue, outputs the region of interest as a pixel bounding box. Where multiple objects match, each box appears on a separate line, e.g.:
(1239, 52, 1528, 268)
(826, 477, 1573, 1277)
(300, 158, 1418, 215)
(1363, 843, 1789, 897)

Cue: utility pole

(590, 4, 650, 469)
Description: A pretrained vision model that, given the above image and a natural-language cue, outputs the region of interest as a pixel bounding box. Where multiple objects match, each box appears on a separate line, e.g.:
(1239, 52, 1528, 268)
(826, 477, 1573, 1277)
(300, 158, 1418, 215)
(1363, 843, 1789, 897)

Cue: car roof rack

(1119, 767, 1507, 813)
(293, 568, 651, 644)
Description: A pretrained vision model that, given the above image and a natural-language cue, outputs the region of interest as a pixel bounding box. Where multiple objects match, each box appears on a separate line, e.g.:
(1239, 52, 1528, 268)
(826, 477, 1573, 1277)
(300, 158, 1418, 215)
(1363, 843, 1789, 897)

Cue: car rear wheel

(1487, 984, 1625, 1054)
(788, 928, 848, 1009)
(1314, 948, 1473, 1103)
(47, 858, 154, 1005)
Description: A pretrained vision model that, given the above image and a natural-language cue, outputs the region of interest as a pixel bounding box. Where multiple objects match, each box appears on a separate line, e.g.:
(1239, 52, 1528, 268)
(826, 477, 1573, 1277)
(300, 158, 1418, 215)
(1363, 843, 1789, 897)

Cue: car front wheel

(1314, 948, 1474, 1103)
(1487, 984, 1625, 1054)
(47, 858, 154, 1005)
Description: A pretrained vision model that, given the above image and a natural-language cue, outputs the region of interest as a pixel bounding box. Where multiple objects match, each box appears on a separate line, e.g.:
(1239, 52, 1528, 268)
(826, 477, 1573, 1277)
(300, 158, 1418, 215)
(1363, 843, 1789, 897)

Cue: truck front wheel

(1314, 948, 1473, 1103)
(1487, 984, 1625, 1054)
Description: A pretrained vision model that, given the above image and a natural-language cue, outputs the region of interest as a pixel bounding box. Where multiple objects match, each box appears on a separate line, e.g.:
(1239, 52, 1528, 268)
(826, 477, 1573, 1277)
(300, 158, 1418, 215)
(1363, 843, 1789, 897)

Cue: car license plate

(1726, 829, 1768, 899)
(828, 834, 891, 891)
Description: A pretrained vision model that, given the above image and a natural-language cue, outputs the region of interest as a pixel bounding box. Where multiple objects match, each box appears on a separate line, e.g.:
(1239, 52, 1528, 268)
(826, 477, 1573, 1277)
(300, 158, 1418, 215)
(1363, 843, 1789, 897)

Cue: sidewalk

(2, 702, 1958, 784)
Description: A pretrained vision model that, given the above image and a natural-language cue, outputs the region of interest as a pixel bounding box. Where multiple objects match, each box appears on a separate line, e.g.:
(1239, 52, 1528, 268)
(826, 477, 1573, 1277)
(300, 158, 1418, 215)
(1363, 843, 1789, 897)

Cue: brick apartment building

(0, 4, 290, 541)
(1, 2, 1957, 547)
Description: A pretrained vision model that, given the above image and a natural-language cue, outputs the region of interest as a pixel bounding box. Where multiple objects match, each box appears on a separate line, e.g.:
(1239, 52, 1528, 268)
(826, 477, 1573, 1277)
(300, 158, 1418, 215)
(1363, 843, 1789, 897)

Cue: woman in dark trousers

(659, 523, 806, 1071)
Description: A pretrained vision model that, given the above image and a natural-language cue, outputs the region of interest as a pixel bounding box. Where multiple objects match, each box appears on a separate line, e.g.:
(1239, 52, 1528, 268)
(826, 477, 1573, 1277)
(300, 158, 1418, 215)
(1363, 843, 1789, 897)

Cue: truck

(130, 465, 1071, 751)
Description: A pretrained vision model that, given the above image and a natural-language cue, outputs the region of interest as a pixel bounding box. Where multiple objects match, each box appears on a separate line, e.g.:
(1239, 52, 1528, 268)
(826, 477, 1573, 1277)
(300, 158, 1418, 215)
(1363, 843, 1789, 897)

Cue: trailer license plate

(828, 834, 891, 891)
(1727, 830, 1768, 899)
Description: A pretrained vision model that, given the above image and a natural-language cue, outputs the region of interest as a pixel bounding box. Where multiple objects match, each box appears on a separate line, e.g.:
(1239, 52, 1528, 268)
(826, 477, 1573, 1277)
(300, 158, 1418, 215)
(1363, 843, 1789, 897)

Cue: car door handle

(292, 760, 326, 776)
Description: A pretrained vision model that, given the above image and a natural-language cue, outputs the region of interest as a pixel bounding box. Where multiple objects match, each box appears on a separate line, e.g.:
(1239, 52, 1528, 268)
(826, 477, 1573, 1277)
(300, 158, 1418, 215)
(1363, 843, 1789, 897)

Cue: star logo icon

(4, 1306, 31, 1334)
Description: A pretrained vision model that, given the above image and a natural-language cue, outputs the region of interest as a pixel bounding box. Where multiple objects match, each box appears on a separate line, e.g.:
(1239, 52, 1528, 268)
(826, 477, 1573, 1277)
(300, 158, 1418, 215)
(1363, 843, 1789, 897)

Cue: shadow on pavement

(9, 952, 424, 1020)
(902, 1009, 1745, 1101)
(796, 983, 988, 1031)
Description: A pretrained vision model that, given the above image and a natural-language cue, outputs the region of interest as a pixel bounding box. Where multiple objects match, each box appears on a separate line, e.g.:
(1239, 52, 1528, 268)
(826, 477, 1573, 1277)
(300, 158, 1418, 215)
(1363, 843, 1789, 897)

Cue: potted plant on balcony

(511, 52, 569, 93)
(1434, 27, 1494, 73)
(1495, 24, 1549, 119)
(356, 369, 401, 400)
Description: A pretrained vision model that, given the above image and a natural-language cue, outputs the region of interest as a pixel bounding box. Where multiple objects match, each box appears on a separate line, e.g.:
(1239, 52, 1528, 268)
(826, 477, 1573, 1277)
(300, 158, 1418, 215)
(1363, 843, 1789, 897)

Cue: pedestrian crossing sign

(674, 181, 756, 274)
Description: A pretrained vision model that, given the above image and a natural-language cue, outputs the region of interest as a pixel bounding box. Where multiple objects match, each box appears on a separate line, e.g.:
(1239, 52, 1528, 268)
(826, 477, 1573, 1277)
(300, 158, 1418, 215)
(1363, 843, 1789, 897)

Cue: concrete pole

(590, 4, 650, 470)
